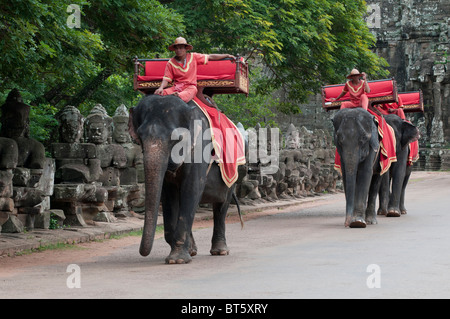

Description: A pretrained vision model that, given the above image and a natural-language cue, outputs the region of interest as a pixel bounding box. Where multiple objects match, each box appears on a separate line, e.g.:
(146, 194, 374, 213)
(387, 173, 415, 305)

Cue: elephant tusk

(205, 158, 214, 176)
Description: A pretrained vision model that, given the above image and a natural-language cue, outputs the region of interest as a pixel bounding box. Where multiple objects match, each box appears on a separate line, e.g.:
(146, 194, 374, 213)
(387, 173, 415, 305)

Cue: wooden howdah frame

(397, 91, 424, 113)
(133, 56, 249, 98)
(321, 78, 398, 111)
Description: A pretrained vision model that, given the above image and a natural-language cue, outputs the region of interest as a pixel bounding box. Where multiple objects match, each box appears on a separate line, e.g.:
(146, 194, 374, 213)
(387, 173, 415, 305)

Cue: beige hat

(347, 69, 361, 79)
(168, 37, 193, 51)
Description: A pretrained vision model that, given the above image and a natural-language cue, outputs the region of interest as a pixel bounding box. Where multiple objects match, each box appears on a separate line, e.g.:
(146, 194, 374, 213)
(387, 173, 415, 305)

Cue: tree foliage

(213, 67, 278, 128)
(259, 0, 388, 102)
(0, 0, 182, 107)
(0, 0, 389, 141)
(168, 0, 389, 111)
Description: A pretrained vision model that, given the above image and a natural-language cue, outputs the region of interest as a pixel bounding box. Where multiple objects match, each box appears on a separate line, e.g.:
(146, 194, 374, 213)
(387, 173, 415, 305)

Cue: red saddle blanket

(408, 141, 419, 166)
(192, 97, 246, 187)
(334, 109, 397, 175)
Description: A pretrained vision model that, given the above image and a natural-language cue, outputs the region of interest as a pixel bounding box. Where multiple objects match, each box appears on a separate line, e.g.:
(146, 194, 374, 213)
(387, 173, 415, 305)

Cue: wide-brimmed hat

(347, 69, 361, 79)
(168, 37, 193, 51)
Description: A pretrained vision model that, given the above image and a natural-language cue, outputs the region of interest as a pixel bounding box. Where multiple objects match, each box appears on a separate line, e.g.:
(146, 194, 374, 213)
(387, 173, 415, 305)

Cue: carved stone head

(285, 124, 300, 149)
(0, 89, 30, 138)
(85, 104, 112, 145)
(112, 104, 131, 144)
(56, 105, 85, 143)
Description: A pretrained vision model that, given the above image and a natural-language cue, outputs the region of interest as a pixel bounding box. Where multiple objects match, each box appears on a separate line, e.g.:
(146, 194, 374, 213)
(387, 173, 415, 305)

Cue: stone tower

(367, 0, 450, 148)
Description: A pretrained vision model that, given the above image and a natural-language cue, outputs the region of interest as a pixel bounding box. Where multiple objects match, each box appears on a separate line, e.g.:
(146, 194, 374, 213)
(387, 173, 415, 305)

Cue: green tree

(0, 0, 389, 141)
(168, 0, 389, 112)
(213, 67, 278, 128)
(0, 0, 183, 108)
(0, 0, 184, 142)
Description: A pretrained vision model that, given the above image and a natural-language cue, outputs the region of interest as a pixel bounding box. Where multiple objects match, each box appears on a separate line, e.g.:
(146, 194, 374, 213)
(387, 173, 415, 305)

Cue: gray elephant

(128, 95, 246, 264)
(332, 108, 379, 228)
(367, 115, 419, 218)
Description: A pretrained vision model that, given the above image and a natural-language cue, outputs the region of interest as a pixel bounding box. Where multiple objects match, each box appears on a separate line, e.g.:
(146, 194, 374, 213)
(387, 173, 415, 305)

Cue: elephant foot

(165, 247, 193, 264)
(365, 216, 378, 225)
(377, 208, 387, 216)
(189, 247, 197, 257)
(401, 209, 407, 215)
(210, 241, 229, 256)
(349, 217, 367, 228)
(386, 209, 401, 217)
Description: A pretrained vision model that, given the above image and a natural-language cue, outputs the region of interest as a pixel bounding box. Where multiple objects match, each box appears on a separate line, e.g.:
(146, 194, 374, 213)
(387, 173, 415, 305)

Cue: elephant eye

(359, 132, 371, 145)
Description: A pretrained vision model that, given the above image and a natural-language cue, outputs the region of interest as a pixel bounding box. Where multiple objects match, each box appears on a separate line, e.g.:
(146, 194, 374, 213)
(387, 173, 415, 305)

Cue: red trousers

(163, 83, 198, 103)
(340, 94, 369, 111)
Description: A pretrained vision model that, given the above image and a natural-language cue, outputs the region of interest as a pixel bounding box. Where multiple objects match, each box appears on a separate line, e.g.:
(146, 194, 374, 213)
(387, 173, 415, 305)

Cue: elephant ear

(369, 116, 380, 153)
(128, 107, 141, 145)
(401, 121, 420, 148)
(332, 110, 346, 148)
(332, 110, 345, 132)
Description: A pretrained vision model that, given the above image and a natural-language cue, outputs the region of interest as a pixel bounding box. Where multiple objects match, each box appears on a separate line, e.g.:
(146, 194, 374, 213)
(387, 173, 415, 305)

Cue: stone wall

(0, 91, 145, 233)
(274, 0, 449, 170)
(367, 0, 450, 148)
(236, 123, 340, 205)
(0, 89, 340, 233)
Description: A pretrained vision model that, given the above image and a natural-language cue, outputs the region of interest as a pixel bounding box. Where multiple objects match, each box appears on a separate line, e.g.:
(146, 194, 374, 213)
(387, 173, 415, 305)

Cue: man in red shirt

(155, 37, 235, 103)
(331, 69, 371, 110)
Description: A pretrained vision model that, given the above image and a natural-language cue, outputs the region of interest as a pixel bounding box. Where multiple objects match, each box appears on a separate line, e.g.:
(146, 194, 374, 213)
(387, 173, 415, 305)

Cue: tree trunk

(66, 68, 113, 108)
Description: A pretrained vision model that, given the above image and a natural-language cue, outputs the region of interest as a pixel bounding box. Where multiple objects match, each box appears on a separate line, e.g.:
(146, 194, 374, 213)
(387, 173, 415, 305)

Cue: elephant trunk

(139, 139, 169, 257)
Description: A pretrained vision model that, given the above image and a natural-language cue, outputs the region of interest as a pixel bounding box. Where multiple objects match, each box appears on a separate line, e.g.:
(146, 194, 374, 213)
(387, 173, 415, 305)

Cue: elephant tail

(232, 192, 244, 229)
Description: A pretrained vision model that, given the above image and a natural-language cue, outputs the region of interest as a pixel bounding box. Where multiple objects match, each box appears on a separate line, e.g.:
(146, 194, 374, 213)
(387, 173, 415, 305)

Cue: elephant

(366, 114, 419, 218)
(332, 108, 380, 228)
(128, 94, 245, 264)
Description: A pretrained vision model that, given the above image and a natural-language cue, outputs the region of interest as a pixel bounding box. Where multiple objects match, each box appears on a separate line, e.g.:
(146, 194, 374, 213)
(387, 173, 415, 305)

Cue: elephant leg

(341, 166, 357, 227)
(365, 173, 381, 225)
(162, 191, 197, 256)
(165, 166, 207, 264)
(210, 194, 232, 256)
(387, 159, 407, 217)
(400, 165, 412, 215)
(350, 155, 375, 228)
(377, 173, 389, 215)
(161, 182, 179, 247)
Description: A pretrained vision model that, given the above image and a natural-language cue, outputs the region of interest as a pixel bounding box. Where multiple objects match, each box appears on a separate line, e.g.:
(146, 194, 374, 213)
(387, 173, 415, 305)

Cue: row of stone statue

(237, 122, 340, 206)
(0, 89, 145, 233)
(0, 89, 339, 233)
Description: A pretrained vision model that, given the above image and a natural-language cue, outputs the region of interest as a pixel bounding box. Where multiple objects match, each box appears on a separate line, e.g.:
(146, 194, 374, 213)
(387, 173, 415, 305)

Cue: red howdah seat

(322, 78, 398, 111)
(398, 91, 424, 113)
(134, 57, 249, 96)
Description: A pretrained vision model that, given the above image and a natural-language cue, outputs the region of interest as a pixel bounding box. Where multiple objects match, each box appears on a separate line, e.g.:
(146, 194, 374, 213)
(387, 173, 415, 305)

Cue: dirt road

(1, 171, 449, 299)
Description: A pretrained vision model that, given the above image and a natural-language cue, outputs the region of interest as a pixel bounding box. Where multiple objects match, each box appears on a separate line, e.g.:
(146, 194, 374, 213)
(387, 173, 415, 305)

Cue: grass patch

(109, 226, 164, 240)
(410, 177, 426, 183)
(10, 226, 165, 257)
(14, 242, 85, 256)
(109, 229, 144, 239)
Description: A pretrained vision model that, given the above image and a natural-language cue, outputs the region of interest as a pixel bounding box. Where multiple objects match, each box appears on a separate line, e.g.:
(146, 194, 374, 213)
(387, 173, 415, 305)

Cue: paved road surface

(1, 171, 449, 299)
